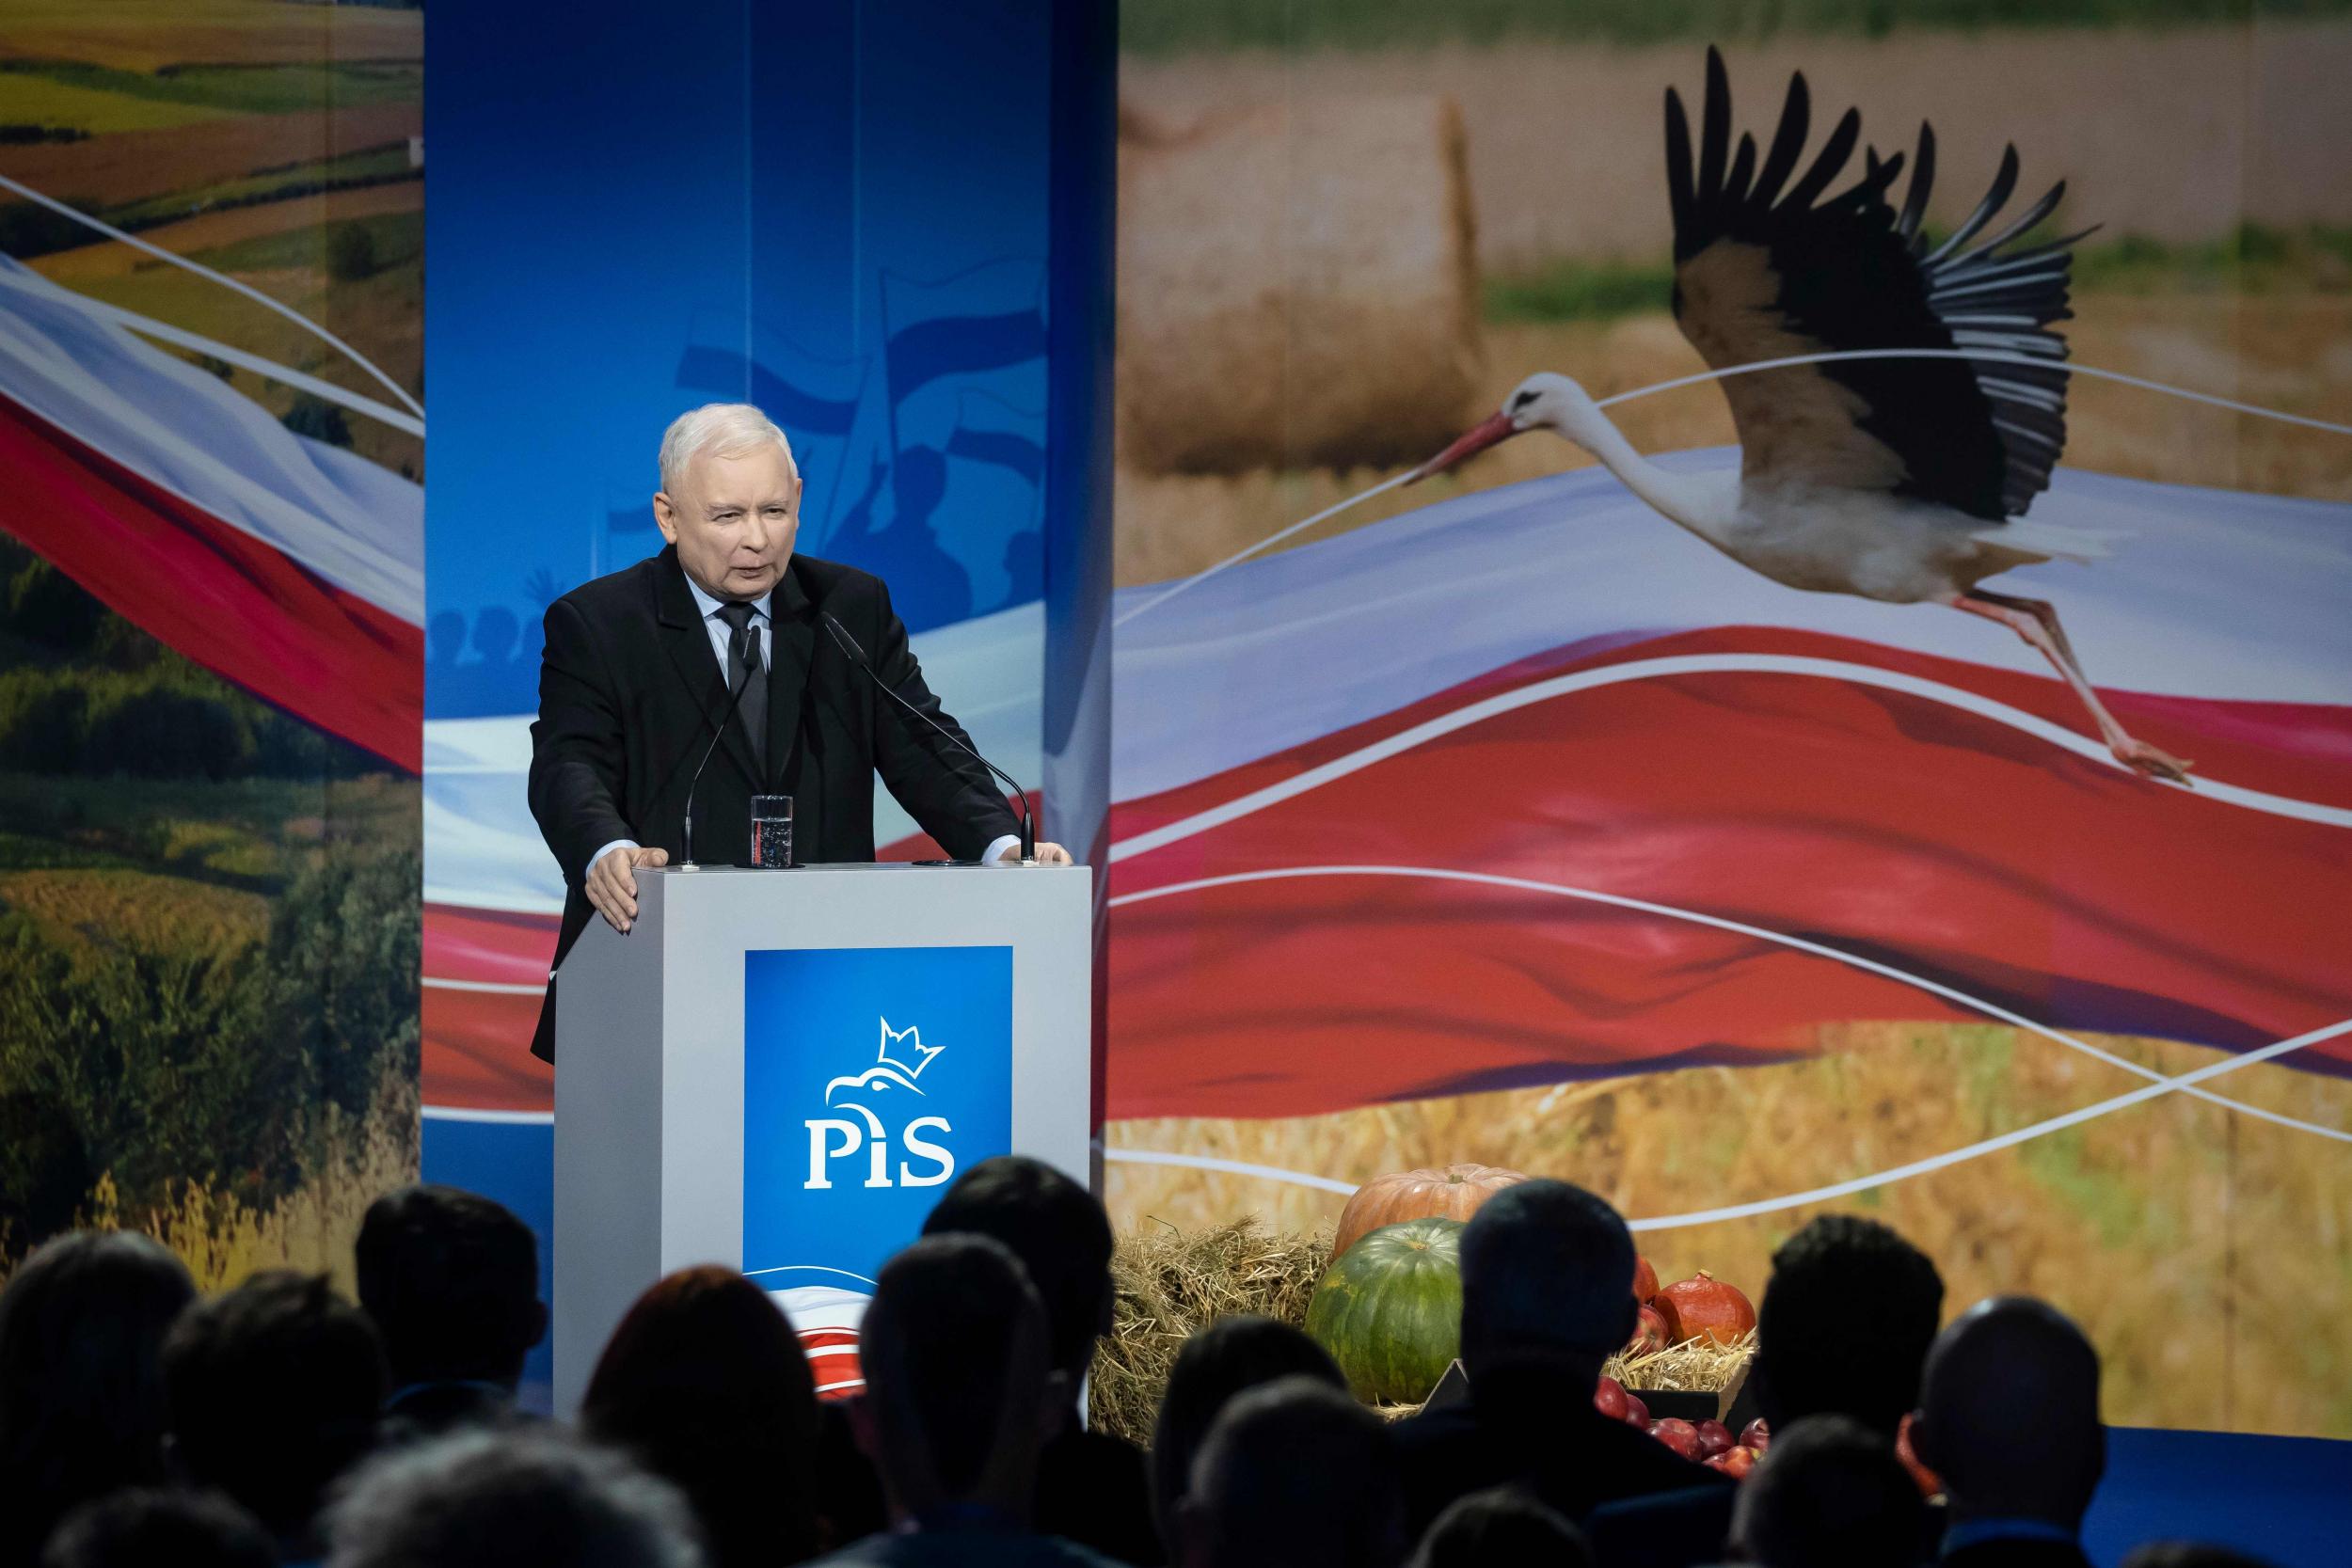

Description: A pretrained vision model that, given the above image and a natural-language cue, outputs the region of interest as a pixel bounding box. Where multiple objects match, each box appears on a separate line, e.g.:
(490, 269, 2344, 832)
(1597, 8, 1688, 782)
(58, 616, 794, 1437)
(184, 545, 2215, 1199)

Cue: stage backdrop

(1105, 1, 2352, 1444)
(423, 0, 1111, 1402)
(0, 3, 423, 1288)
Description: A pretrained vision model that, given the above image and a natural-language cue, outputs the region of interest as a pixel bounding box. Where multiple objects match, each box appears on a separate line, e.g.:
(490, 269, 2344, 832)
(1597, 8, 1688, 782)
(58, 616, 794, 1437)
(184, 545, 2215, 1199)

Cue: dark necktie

(715, 600, 766, 771)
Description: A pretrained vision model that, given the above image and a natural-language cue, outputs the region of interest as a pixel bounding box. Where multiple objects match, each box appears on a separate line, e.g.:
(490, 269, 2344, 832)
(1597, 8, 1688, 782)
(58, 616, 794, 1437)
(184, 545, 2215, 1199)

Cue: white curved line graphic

(56, 293, 425, 436)
(1101, 1147, 1360, 1196)
(1594, 347, 2352, 437)
(421, 976, 545, 995)
(0, 172, 427, 423)
(1111, 469, 1414, 630)
(1105, 655, 2352, 863)
(1107, 864, 2352, 1146)
(420, 1105, 553, 1126)
(1109, 346, 2352, 634)
(1107, 1015, 2352, 1230)
(743, 1264, 881, 1287)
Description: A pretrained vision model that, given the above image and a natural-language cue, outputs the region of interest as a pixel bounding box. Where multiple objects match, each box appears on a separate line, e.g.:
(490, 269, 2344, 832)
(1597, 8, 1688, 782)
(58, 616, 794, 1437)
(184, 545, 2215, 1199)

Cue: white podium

(550, 862, 1093, 1413)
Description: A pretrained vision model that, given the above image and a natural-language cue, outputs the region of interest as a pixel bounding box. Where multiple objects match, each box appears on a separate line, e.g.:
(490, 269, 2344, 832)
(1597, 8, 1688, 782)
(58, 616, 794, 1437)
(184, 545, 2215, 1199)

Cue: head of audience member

(1910, 1297, 2105, 1534)
(1455, 1180, 1636, 1394)
(161, 1271, 389, 1556)
(357, 1184, 546, 1396)
(921, 1155, 1112, 1387)
(1728, 1414, 1927, 1568)
(0, 1230, 196, 1563)
(852, 1233, 1057, 1528)
(1150, 1316, 1347, 1556)
(2120, 1545, 2279, 1568)
(1177, 1376, 1406, 1568)
(325, 1428, 705, 1568)
(1753, 1214, 1945, 1438)
(1407, 1487, 1591, 1568)
(40, 1488, 273, 1568)
(581, 1267, 823, 1568)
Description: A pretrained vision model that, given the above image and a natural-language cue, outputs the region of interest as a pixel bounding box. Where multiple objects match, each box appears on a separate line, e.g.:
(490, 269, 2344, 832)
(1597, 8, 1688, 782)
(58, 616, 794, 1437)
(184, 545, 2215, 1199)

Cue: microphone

(679, 657, 755, 872)
(820, 610, 1037, 863)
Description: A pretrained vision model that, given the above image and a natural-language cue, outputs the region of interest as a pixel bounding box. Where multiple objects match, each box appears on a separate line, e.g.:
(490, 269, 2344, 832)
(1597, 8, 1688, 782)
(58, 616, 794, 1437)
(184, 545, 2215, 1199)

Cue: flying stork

(1410, 48, 2189, 783)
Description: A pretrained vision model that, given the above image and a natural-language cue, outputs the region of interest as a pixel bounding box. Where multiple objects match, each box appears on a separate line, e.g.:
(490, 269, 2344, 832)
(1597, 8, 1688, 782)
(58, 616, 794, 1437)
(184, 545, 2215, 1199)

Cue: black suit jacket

(527, 546, 1021, 1059)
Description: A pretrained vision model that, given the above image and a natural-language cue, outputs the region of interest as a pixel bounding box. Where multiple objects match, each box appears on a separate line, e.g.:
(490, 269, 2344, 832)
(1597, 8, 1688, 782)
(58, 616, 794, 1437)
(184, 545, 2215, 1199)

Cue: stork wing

(1666, 48, 2083, 520)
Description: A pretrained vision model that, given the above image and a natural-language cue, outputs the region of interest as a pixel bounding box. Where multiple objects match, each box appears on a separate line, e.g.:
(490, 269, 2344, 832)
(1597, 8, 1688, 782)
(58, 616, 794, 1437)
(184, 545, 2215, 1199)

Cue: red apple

(1649, 1418, 1702, 1460)
(1623, 1391, 1650, 1428)
(1632, 1254, 1660, 1302)
(1692, 1418, 1735, 1459)
(1626, 1304, 1671, 1355)
(1740, 1417, 1771, 1452)
(1896, 1412, 1944, 1497)
(1593, 1376, 1629, 1421)
(1715, 1445, 1758, 1480)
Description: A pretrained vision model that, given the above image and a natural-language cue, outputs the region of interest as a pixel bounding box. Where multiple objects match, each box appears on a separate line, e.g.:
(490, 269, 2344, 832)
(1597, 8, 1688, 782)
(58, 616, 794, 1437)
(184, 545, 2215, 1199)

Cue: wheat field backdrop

(1105, 1021, 2352, 1438)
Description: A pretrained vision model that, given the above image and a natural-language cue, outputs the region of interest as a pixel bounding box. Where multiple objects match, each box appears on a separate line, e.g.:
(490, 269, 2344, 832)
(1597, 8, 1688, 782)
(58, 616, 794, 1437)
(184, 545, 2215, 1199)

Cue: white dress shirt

(590, 573, 1019, 873)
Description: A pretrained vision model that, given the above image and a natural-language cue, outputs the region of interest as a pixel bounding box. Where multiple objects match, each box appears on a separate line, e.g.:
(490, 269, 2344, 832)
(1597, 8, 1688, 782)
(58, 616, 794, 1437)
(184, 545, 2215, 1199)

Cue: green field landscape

(0, 0, 423, 1285)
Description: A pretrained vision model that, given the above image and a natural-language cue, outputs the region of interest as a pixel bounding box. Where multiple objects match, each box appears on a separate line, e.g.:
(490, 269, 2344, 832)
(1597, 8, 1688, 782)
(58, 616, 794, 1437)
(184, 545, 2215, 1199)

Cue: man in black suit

(527, 404, 1069, 1060)
(1912, 1298, 2105, 1568)
(1391, 1181, 1730, 1540)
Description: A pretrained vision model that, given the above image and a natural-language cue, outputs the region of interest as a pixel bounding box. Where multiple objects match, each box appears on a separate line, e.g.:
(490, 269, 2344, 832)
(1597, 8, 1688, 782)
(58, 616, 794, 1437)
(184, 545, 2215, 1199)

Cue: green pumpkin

(1305, 1215, 1464, 1404)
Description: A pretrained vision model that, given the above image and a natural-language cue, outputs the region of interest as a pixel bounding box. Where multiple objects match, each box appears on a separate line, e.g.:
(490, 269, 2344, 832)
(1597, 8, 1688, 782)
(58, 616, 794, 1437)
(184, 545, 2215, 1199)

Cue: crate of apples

(1594, 1377, 1771, 1481)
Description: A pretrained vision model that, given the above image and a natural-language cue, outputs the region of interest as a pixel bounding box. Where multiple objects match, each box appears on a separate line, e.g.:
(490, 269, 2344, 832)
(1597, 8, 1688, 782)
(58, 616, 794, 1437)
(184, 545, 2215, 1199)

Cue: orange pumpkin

(1653, 1270, 1756, 1345)
(1332, 1164, 1527, 1260)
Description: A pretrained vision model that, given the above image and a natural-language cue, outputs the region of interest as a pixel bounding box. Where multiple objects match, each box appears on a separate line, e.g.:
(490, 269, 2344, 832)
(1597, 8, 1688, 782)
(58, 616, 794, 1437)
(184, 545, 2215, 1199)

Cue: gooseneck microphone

(678, 658, 755, 872)
(820, 610, 1037, 863)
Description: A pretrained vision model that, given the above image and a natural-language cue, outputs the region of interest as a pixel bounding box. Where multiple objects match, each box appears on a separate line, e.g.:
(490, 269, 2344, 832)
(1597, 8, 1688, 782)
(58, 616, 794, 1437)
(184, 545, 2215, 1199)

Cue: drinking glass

(750, 794, 794, 868)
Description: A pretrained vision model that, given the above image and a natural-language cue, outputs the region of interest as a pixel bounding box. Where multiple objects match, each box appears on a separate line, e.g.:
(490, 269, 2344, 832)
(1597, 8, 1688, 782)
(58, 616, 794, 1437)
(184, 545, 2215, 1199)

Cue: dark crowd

(0, 1162, 2280, 1568)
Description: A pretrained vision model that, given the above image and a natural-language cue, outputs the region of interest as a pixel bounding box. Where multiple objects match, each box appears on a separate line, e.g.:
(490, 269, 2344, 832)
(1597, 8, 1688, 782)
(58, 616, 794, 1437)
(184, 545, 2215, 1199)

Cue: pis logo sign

(741, 945, 1012, 1292)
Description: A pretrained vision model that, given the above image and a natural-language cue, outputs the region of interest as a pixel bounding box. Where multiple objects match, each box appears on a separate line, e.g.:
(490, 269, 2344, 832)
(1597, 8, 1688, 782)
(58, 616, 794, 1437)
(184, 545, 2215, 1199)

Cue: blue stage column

(422, 0, 1116, 1401)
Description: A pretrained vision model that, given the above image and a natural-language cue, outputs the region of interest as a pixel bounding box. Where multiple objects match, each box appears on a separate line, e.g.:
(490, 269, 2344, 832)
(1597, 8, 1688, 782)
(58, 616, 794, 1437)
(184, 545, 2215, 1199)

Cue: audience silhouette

(358, 1183, 547, 1441)
(582, 1266, 827, 1568)
(40, 1488, 273, 1568)
(1174, 1375, 1406, 1568)
(1753, 1215, 1946, 1440)
(1148, 1316, 1346, 1560)
(0, 1233, 196, 1568)
(923, 1156, 1161, 1565)
(161, 1271, 389, 1563)
(1406, 1487, 1591, 1568)
(326, 1428, 703, 1568)
(818, 1232, 1120, 1567)
(1392, 1180, 1729, 1539)
(1913, 1297, 2106, 1568)
(1728, 1414, 1927, 1568)
(0, 1183, 2299, 1568)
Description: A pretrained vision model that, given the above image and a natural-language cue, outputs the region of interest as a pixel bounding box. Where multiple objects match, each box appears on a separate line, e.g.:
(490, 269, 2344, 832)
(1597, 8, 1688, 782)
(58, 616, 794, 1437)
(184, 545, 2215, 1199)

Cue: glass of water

(749, 794, 794, 868)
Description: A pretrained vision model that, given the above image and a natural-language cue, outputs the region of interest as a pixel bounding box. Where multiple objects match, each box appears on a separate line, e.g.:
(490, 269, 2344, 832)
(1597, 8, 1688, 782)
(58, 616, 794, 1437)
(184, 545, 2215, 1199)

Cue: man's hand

(1025, 842, 1074, 865)
(587, 845, 669, 932)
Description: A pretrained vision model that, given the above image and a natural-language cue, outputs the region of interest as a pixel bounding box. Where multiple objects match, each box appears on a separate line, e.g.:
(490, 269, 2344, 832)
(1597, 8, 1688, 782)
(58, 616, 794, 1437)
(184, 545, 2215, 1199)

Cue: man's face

(653, 445, 801, 601)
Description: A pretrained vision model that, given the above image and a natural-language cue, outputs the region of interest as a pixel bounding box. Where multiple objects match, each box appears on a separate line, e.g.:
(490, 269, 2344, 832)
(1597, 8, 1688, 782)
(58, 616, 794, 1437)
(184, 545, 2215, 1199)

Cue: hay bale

(1089, 1219, 1331, 1446)
(1117, 94, 1486, 475)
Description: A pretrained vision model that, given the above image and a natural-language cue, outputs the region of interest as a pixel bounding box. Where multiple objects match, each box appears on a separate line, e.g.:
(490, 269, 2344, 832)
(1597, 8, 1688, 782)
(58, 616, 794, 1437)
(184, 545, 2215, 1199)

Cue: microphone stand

(678, 660, 754, 872)
(819, 611, 1037, 863)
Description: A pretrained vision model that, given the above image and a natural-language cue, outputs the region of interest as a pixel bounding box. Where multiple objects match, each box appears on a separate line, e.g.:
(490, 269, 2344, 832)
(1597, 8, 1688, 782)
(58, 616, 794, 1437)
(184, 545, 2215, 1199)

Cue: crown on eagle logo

(875, 1018, 943, 1083)
(824, 1017, 945, 1104)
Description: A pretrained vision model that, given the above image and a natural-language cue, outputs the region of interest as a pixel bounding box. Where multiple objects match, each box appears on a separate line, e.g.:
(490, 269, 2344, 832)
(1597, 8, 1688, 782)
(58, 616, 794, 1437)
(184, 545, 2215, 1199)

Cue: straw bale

(1117, 94, 1486, 474)
(1089, 1218, 1331, 1445)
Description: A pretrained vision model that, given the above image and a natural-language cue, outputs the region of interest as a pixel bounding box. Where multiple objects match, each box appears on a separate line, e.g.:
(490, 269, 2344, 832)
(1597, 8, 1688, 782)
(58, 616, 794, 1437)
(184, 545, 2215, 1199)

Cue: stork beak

(1404, 410, 1518, 485)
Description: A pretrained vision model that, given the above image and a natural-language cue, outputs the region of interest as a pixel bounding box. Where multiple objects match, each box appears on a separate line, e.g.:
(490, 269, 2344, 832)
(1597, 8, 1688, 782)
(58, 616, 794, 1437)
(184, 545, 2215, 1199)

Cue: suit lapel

(766, 563, 817, 786)
(653, 546, 761, 790)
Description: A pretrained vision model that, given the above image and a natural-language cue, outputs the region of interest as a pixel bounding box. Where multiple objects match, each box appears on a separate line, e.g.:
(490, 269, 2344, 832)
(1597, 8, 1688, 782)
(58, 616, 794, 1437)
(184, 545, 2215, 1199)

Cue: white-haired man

(526, 404, 1069, 1061)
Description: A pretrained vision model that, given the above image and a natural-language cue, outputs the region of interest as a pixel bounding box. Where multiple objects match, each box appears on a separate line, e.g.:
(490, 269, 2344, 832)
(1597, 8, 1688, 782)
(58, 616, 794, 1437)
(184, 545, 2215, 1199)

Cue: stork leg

(1950, 590, 2194, 784)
